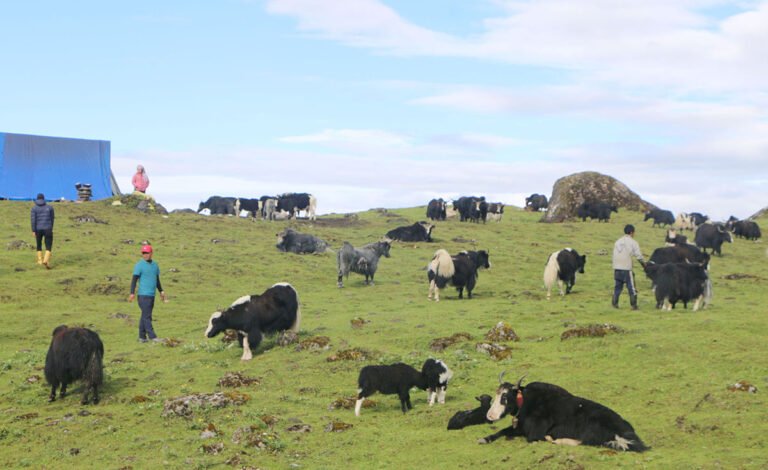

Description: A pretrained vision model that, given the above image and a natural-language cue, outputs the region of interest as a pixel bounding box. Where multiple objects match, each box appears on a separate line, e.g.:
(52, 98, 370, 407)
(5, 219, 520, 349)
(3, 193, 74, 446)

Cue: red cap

(141, 245, 153, 254)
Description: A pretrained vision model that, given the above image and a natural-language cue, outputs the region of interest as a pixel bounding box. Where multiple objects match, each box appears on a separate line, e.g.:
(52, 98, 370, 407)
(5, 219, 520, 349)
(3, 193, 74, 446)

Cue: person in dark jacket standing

(128, 244, 167, 343)
(31, 193, 55, 268)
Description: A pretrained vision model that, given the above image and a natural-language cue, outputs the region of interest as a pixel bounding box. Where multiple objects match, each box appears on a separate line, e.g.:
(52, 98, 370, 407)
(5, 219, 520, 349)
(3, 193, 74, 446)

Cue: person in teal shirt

(128, 244, 167, 342)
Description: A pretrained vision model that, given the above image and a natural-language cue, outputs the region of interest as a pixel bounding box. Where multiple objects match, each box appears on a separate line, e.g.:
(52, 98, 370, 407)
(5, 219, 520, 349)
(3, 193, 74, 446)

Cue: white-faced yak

(45, 325, 104, 405)
(480, 373, 648, 452)
(205, 283, 301, 361)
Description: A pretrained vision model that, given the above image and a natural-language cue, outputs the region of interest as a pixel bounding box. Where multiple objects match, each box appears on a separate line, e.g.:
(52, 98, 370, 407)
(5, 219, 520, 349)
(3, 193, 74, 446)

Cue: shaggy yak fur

(45, 325, 104, 405)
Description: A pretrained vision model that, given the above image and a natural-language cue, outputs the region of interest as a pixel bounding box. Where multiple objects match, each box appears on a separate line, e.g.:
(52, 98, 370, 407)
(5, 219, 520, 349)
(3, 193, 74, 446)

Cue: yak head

(487, 372, 526, 422)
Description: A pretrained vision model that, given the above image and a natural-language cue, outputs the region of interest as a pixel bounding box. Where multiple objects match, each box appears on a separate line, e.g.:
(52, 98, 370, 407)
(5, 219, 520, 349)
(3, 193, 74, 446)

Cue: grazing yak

(543, 248, 587, 299)
(198, 196, 237, 215)
(577, 202, 617, 222)
(205, 283, 301, 361)
(447, 394, 493, 430)
(355, 359, 453, 416)
(427, 249, 491, 301)
(644, 209, 675, 227)
(644, 262, 711, 311)
(727, 218, 762, 241)
(385, 221, 434, 242)
(276, 228, 331, 254)
(694, 223, 732, 256)
(276, 193, 317, 220)
(426, 198, 447, 221)
(45, 325, 104, 405)
(525, 194, 548, 212)
(480, 373, 648, 452)
(337, 240, 392, 287)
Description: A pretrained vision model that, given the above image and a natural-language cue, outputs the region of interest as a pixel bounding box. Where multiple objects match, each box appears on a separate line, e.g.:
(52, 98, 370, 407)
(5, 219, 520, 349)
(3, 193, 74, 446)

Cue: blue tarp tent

(0, 132, 120, 201)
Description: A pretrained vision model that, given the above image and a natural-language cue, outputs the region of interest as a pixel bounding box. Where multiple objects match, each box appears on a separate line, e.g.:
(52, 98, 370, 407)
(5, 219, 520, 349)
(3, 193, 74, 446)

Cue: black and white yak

(543, 248, 587, 299)
(205, 283, 301, 361)
(45, 325, 104, 405)
(337, 240, 392, 287)
(664, 228, 688, 246)
(355, 359, 453, 416)
(525, 194, 548, 212)
(427, 249, 491, 301)
(447, 394, 493, 430)
(426, 198, 447, 221)
(479, 373, 648, 452)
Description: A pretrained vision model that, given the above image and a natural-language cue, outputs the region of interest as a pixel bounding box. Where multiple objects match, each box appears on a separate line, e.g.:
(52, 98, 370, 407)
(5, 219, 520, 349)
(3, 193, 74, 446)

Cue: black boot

(630, 294, 638, 310)
(611, 291, 620, 308)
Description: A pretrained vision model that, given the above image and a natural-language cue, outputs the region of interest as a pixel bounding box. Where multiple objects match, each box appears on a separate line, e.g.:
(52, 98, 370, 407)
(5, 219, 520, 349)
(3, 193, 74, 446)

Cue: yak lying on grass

(45, 325, 104, 405)
(447, 394, 493, 430)
(480, 374, 648, 452)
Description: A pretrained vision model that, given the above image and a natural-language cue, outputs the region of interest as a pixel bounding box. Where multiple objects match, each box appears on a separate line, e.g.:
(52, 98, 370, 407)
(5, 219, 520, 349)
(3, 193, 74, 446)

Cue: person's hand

(160, 291, 168, 303)
(32, 231, 36, 237)
(128, 293, 135, 302)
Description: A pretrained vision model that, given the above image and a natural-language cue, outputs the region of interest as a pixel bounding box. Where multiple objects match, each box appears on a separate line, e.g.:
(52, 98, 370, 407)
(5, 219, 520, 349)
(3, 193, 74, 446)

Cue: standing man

(128, 244, 167, 342)
(612, 224, 646, 310)
(31, 193, 55, 269)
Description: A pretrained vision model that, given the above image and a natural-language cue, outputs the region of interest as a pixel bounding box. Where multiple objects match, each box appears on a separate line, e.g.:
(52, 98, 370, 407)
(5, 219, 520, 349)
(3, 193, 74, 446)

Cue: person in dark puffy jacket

(31, 193, 55, 268)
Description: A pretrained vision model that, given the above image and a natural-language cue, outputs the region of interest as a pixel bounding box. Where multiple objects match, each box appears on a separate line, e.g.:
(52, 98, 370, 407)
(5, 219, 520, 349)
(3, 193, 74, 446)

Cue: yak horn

(516, 374, 527, 388)
(498, 370, 507, 384)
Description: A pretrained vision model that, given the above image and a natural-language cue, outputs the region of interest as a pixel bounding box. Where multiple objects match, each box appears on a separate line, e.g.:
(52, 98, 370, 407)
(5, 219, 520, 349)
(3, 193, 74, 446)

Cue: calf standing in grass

(355, 359, 453, 416)
(45, 325, 104, 405)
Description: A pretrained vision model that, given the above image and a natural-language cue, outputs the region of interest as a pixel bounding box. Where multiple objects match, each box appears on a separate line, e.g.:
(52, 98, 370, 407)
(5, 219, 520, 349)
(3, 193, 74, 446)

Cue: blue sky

(1, 0, 766, 219)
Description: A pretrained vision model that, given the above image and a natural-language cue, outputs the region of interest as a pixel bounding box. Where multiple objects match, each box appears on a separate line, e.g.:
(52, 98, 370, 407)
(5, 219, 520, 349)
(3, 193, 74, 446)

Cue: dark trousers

(35, 229, 53, 251)
(613, 269, 637, 306)
(137, 295, 157, 340)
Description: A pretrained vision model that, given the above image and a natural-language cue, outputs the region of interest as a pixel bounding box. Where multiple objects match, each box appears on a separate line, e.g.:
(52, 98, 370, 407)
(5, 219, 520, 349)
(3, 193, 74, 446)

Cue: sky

(1, 0, 767, 220)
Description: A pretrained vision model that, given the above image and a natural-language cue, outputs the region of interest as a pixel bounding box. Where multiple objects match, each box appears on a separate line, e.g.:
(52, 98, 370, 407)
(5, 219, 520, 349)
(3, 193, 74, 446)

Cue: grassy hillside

(1, 199, 766, 469)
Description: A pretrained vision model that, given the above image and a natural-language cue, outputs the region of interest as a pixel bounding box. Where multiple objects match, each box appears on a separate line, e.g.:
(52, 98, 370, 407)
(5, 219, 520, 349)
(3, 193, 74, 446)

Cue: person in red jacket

(132, 164, 150, 193)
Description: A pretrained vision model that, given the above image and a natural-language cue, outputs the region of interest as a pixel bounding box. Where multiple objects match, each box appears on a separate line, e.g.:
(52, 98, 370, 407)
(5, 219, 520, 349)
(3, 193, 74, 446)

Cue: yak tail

(543, 250, 561, 291)
(430, 249, 455, 280)
(606, 432, 649, 452)
(85, 349, 104, 387)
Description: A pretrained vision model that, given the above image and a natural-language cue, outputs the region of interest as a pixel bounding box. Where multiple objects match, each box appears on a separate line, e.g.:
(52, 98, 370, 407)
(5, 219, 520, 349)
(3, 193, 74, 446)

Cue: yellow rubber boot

(43, 250, 52, 269)
(36, 251, 43, 265)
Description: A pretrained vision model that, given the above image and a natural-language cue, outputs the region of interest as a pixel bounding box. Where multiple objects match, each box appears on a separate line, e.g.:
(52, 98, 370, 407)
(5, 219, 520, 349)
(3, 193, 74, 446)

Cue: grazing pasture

(0, 200, 766, 468)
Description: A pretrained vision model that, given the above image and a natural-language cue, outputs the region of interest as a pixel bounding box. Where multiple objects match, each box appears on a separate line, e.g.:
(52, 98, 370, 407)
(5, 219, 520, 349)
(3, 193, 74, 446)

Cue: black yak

(45, 325, 104, 405)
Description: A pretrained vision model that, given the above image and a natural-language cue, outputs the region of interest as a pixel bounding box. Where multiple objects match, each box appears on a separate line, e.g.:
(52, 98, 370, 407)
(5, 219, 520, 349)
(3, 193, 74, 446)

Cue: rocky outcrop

(541, 171, 655, 223)
(749, 207, 768, 220)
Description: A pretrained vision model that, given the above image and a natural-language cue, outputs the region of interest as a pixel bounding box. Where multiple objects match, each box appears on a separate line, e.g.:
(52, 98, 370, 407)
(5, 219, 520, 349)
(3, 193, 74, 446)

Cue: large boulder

(749, 207, 768, 220)
(541, 171, 655, 223)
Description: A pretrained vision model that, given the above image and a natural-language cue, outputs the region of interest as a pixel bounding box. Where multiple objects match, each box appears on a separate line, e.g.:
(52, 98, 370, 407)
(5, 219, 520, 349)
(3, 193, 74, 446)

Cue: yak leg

(241, 330, 261, 361)
(558, 279, 565, 296)
(478, 425, 523, 444)
(49, 383, 59, 402)
(337, 272, 344, 288)
(546, 435, 582, 446)
(60, 383, 68, 398)
(398, 390, 412, 413)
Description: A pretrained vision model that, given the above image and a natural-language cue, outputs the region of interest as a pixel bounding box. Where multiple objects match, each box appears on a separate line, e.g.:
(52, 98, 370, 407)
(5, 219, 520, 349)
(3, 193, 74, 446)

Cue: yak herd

(41, 194, 762, 454)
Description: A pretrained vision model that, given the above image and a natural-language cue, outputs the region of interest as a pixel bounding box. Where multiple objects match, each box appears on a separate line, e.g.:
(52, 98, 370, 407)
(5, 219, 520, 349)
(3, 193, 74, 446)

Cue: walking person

(31, 193, 55, 269)
(612, 224, 646, 310)
(132, 164, 150, 193)
(128, 244, 167, 342)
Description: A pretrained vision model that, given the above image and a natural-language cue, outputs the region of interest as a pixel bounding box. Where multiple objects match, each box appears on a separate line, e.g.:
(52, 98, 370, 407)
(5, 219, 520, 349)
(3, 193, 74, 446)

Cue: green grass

(1, 200, 766, 469)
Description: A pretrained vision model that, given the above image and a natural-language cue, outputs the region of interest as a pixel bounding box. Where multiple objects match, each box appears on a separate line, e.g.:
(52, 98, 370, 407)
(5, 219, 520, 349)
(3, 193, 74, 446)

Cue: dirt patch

(324, 421, 354, 432)
(13, 412, 39, 422)
(218, 372, 261, 388)
(485, 322, 520, 342)
(231, 426, 282, 451)
(727, 380, 757, 393)
(221, 330, 239, 344)
(277, 330, 299, 346)
(210, 238, 237, 244)
(722, 273, 760, 280)
(430, 332, 473, 352)
(201, 442, 224, 455)
(476, 343, 514, 360)
(162, 391, 250, 418)
(312, 216, 367, 228)
(162, 338, 183, 347)
(350, 317, 370, 329)
(286, 423, 312, 433)
(295, 336, 331, 351)
(109, 312, 131, 320)
(26, 375, 41, 384)
(451, 237, 477, 244)
(327, 348, 377, 362)
(72, 214, 108, 224)
(88, 282, 122, 295)
(6, 240, 32, 250)
(130, 395, 150, 404)
(561, 323, 624, 340)
(200, 422, 220, 439)
(328, 396, 376, 411)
